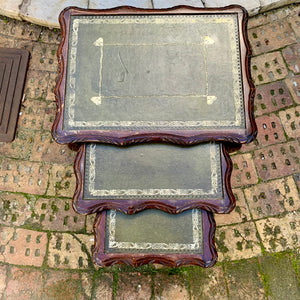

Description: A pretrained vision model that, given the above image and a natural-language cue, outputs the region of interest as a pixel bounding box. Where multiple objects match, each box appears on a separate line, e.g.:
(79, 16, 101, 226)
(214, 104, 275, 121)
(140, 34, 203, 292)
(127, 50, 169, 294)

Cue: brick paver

(0, 4, 299, 299)
(188, 266, 228, 299)
(215, 222, 262, 261)
(117, 273, 153, 300)
(0, 158, 50, 195)
(4, 267, 44, 300)
(0, 265, 7, 298)
(47, 164, 76, 198)
(259, 254, 300, 299)
(256, 211, 300, 252)
(285, 75, 300, 104)
(253, 140, 300, 181)
(0, 129, 34, 160)
(33, 198, 85, 232)
(244, 176, 300, 219)
(0, 227, 47, 266)
(282, 44, 300, 74)
(225, 258, 265, 300)
(47, 233, 90, 269)
(243, 114, 286, 152)
(251, 52, 288, 85)
(249, 19, 296, 55)
(92, 273, 113, 299)
(279, 107, 300, 138)
(154, 273, 189, 300)
(253, 81, 293, 116)
(18, 99, 54, 131)
(31, 131, 75, 164)
(215, 188, 251, 225)
(231, 153, 258, 188)
(0, 192, 32, 227)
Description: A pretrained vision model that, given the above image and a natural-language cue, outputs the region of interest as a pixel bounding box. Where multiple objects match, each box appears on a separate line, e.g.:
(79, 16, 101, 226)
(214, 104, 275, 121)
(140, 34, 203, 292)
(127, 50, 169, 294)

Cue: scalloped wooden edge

(92, 209, 217, 267)
(72, 143, 235, 215)
(52, 5, 257, 146)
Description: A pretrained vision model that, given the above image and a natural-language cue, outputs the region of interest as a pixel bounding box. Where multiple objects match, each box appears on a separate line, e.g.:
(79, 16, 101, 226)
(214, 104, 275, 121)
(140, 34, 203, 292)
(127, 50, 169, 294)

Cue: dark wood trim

(72, 143, 235, 215)
(92, 209, 217, 267)
(52, 5, 257, 145)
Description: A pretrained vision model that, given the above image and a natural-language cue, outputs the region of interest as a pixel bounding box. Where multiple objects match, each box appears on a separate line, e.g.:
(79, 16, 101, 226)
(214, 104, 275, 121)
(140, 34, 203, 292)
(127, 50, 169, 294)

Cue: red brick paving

(253, 140, 300, 181)
(231, 153, 258, 188)
(253, 81, 293, 116)
(282, 44, 300, 74)
(248, 19, 296, 55)
(285, 75, 300, 104)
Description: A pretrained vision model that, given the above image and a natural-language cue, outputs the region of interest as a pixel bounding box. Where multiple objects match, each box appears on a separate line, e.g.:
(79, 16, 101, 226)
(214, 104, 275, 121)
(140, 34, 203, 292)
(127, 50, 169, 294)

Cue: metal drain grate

(0, 48, 29, 142)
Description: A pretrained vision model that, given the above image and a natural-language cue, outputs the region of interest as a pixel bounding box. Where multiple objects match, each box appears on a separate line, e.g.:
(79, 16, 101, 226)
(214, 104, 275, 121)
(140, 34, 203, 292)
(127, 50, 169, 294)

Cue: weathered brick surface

(279, 107, 300, 139)
(231, 153, 258, 188)
(38, 27, 61, 44)
(0, 17, 41, 41)
(294, 173, 300, 190)
(46, 72, 58, 101)
(0, 265, 7, 298)
(225, 258, 266, 300)
(18, 99, 52, 130)
(251, 52, 288, 85)
(248, 5, 295, 29)
(154, 273, 189, 300)
(215, 222, 262, 261)
(282, 44, 300, 74)
(32, 198, 85, 232)
(285, 75, 300, 104)
(5, 267, 44, 300)
(288, 6, 300, 38)
(75, 234, 94, 258)
(23, 70, 50, 99)
(0, 192, 32, 227)
(249, 19, 296, 55)
(86, 214, 95, 234)
(256, 211, 300, 252)
(215, 188, 251, 226)
(0, 158, 49, 195)
(242, 114, 286, 152)
(47, 164, 76, 198)
(188, 266, 228, 300)
(92, 273, 114, 300)
(0, 129, 34, 160)
(30, 42, 58, 72)
(42, 100, 57, 130)
(48, 233, 90, 269)
(0, 227, 47, 266)
(244, 176, 300, 219)
(259, 254, 300, 299)
(253, 81, 293, 116)
(31, 131, 76, 164)
(253, 140, 300, 181)
(117, 273, 152, 300)
(42, 270, 85, 299)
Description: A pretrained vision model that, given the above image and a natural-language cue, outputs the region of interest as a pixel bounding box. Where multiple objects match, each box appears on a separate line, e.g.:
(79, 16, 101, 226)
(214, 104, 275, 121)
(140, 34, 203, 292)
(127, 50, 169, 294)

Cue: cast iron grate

(0, 48, 29, 142)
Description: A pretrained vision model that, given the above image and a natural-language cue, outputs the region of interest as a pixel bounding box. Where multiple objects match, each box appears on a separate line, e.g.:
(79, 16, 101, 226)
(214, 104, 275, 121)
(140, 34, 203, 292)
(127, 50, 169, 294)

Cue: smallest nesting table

(93, 209, 217, 267)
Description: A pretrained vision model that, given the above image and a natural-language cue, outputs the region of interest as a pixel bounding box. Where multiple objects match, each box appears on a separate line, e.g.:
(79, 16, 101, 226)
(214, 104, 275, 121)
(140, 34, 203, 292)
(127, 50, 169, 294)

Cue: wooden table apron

(72, 143, 235, 215)
(52, 5, 256, 145)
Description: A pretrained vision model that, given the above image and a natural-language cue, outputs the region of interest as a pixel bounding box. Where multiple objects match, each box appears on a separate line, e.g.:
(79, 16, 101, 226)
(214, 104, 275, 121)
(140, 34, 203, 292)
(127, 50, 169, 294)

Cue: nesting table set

(52, 5, 256, 267)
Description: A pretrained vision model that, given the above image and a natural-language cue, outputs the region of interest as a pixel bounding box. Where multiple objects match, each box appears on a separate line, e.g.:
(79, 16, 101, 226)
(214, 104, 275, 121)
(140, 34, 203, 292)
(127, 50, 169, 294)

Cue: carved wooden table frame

(73, 143, 234, 215)
(93, 209, 217, 267)
(53, 5, 256, 145)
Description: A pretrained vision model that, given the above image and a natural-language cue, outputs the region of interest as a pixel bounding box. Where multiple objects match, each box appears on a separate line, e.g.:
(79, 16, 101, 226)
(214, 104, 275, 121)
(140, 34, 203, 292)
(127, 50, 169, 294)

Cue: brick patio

(0, 3, 299, 299)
